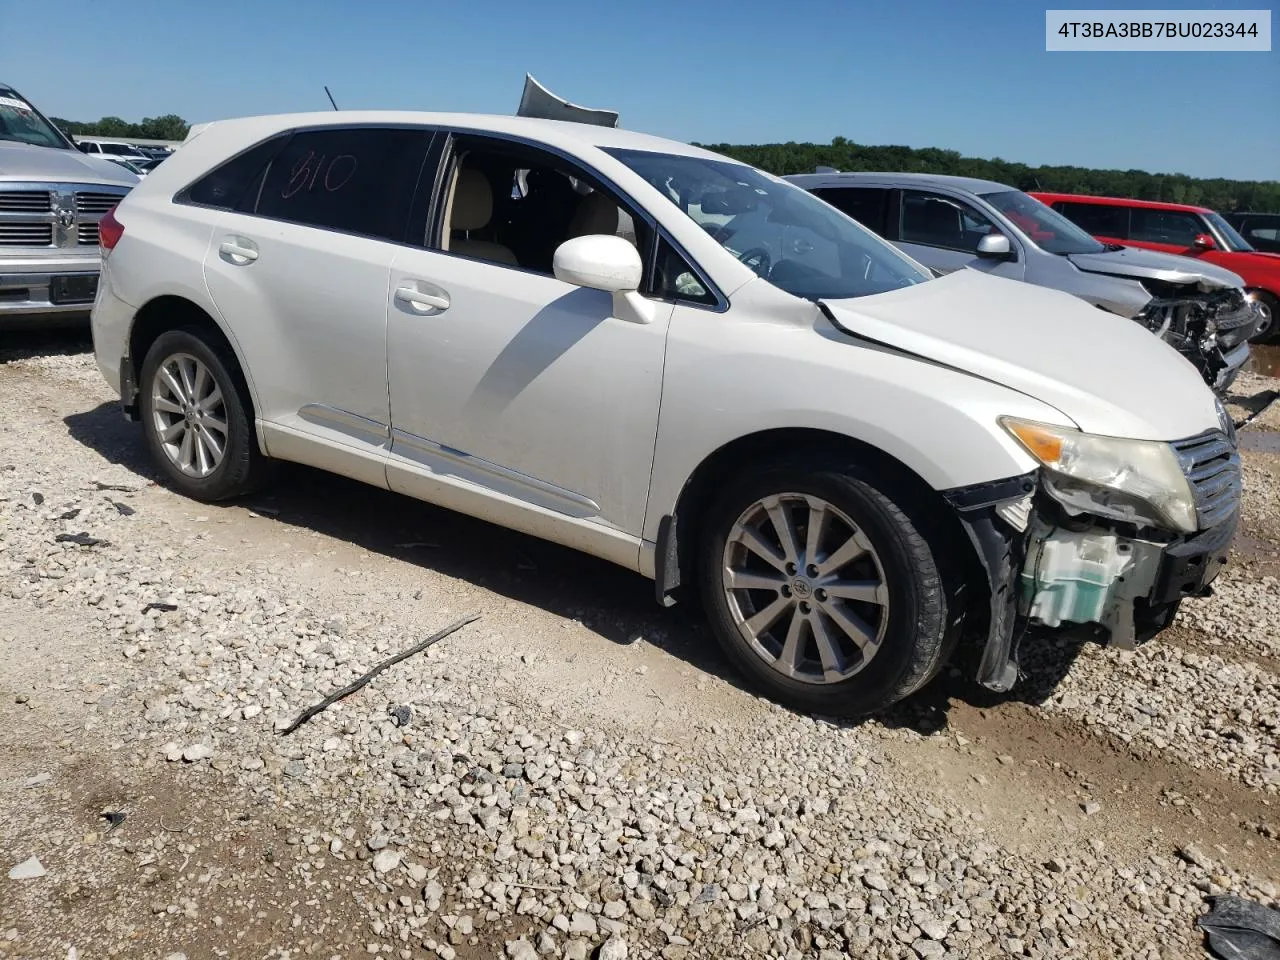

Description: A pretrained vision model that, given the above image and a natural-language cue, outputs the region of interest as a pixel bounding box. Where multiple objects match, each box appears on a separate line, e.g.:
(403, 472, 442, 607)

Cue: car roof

(185, 110, 739, 164)
(1029, 191, 1215, 215)
(785, 171, 1014, 195)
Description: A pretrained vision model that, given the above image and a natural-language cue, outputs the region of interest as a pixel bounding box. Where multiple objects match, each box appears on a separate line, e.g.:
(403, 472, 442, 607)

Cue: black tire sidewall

(139, 329, 256, 501)
(699, 465, 948, 718)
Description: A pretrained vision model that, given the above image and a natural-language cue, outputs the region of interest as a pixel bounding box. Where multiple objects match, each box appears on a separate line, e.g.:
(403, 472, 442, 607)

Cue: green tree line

(50, 114, 189, 142)
(696, 137, 1280, 213)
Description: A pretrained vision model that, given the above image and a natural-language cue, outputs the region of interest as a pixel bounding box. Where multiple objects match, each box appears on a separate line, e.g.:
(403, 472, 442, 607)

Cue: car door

(383, 133, 675, 560)
(201, 124, 434, 484)
(895, 189, 1024, 279)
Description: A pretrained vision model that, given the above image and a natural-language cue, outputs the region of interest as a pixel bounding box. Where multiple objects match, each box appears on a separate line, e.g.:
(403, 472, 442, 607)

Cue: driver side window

(433, 136, 652, 279)
(901, 190, 996, 252)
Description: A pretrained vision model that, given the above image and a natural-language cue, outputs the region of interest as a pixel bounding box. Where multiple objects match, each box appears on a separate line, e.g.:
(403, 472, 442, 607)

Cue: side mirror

(976, 233, 1012, 259)
(553, 234, 654, 324)
(1192, 233, 1217, 250)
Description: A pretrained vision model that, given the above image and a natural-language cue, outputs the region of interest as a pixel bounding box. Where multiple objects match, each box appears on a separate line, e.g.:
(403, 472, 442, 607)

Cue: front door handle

(394, 285, 450, 313)
(218, 237, 258, 265)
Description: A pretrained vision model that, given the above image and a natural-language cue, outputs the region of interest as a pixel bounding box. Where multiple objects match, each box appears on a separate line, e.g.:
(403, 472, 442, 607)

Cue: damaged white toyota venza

(89, 103, 1241, 717)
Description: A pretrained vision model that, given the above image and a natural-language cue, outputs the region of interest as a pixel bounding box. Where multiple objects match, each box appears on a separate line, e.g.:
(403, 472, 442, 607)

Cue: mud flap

(943, 473, 1037, 693)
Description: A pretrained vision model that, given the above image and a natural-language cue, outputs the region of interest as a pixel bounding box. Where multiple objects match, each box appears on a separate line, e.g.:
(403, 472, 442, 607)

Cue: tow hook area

(1019, 518, 1163, 650)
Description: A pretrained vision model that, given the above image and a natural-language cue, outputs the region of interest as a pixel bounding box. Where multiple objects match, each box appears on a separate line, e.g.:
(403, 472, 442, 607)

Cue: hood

(821, 269, 1220, 442)
(1067, 246, 1243, 289)
(0, 141, 139, 187)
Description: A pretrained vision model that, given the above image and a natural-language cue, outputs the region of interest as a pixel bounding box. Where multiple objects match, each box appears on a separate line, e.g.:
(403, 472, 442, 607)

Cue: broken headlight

(1000, 418, 1197, 533)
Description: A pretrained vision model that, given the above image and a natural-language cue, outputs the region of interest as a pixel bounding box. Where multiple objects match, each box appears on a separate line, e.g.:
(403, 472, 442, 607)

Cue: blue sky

(4, 0, 1276, 180)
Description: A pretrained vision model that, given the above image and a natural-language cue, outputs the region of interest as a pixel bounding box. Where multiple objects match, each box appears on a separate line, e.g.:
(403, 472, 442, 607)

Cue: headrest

(452, 169, 493, 232)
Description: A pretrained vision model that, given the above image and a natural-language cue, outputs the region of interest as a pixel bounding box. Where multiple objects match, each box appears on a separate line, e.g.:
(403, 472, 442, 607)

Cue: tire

(698, 461, 954, 719)
(139, 328, 267, 501)
(1249, 291, 1276, 343)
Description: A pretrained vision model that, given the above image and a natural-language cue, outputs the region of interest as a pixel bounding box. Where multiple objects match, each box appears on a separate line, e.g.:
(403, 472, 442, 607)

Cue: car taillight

(99, 205, 124, 251)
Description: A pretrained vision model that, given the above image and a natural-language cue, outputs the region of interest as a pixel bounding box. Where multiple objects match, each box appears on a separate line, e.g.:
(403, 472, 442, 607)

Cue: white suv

(90, 110, 1241, 717)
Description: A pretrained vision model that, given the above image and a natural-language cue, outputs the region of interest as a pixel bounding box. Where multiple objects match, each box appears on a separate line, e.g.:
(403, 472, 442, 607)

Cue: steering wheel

(736, 247, 772, 277)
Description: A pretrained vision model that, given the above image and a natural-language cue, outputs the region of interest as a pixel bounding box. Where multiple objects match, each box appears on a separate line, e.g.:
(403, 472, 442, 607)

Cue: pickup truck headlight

(1000, 418, 1197, 533)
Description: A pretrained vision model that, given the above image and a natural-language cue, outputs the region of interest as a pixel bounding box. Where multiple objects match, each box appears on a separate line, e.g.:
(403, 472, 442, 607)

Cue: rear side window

(811, 187, 891, 236)
(1129, 208, 1204, 246)
(250, 127, 434, 242)
(900, 190, 995, 251)
(182, 136, 288, 210)
(1056, 201, 1129, 238)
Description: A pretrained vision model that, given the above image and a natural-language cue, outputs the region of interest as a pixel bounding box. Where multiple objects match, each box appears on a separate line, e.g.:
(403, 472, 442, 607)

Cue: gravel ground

(1, 335, 1278, 960)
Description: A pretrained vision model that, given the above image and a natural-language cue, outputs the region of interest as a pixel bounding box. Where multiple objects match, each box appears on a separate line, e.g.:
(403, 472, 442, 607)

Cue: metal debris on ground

(100, 811, 126, 833)
(142, 602, 179, 614)
(1198, 895, 1280, 960)
(278, 613, 480, 736)
(91, 481, 137, 492)
(55, 532, 108, 547)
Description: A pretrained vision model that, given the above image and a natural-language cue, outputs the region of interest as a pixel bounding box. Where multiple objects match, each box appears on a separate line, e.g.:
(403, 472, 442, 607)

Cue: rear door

(895, 189, 1024, 279)
(1051, 200, 1129, 247)
(200, 124, 434, 479)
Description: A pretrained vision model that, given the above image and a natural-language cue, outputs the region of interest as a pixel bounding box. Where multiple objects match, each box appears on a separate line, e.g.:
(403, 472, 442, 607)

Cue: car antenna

(324, 86, 339, 111)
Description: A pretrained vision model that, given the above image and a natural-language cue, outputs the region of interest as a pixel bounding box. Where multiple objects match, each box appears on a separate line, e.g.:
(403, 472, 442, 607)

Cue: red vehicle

(1031, 192, 1280, 340)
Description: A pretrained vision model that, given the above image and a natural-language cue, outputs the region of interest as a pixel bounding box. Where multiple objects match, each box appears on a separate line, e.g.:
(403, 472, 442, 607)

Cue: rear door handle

(394, 284, 450, 313)
(218, 237, 258, 265)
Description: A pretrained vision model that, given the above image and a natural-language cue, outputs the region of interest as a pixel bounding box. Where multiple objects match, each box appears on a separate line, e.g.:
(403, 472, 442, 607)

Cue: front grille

(1172, 430, 1240, 530)
(75, 191, 122, 215)
(0, 191, 53, 212)
(0, 223, 54, 246)
(77, 222, 99, 246)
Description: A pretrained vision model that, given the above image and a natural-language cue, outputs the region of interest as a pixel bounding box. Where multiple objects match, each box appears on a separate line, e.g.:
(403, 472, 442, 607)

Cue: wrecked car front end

(1133, 281, 1261, 392)
(948, 413, 1241, 691)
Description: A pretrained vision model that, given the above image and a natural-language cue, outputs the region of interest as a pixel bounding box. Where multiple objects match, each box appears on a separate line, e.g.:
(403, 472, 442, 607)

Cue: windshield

(1205, 211, 1255, 252)
(978, 189, 1106, 255)
(605, 148, 931, 301)
(0, 86, 72, 149)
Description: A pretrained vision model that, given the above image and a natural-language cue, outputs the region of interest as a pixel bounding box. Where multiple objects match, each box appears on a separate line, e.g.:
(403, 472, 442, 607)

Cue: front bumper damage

(946, 464, 1239, 693)
(1136, 284, 1263, 392)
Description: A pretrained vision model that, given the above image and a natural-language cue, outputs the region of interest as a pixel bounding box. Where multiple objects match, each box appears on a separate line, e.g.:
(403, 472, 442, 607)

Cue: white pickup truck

(0, 81, 137, 327)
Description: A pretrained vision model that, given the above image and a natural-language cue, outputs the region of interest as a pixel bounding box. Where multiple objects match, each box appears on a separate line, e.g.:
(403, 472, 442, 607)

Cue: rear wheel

(139, 329, 267, 501)
(698, 462, 954, 718)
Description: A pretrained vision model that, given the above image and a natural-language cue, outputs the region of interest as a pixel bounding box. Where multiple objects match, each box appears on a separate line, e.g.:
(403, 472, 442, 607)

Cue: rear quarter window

(250, 127, 433, 242)
(180, 136, 290, 210)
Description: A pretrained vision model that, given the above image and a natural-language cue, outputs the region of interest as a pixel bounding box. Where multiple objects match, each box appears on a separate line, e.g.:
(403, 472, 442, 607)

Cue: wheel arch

(655, 427, 990, 627)
(124, 294, 262, 433)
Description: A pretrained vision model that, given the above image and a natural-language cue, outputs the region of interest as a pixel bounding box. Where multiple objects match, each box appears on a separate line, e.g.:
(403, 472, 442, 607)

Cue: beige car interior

(442, 153, 640, 274)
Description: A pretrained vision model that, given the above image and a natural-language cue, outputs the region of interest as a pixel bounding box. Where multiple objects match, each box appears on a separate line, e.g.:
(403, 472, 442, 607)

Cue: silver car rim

(1256, 299, 1273, 339)
(722, 493, 890, 685)
(150, 353, 228, 478)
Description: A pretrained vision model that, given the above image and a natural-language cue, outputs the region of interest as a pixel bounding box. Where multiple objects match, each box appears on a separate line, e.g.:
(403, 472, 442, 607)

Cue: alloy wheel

(721, 493, 890, 685)
(150, 352, 228, 478)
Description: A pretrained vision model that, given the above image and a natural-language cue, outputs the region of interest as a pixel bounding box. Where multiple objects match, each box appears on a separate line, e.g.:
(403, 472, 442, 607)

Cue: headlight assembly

(1000, 418, 1197, 533)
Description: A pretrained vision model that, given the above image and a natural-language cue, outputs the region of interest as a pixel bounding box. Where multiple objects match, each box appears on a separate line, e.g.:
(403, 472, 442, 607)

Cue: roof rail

(815, 165, 840, 173)
(516, 74, 619, 128)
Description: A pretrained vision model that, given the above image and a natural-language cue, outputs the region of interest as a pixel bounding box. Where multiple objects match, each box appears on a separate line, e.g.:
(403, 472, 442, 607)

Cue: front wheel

(698, 463, 954, 718)
(1248, 291, 1276, 343)
(139, 328, 267, 501)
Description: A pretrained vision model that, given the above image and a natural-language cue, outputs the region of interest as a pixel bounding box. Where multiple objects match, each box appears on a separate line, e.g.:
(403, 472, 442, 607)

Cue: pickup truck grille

(0, 182, 131, 249)
(0, 191, 53, 212)
(0, 223, 55, 246)
(1172, 430, 1240, 530)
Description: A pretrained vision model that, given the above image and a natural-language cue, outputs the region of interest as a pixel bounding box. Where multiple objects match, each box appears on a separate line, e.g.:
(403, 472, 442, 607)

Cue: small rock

(182, 744, 212, 763)
(1082, 802, 1102, 816)
(913, 940, 945, 959)
(568, 912, 597, 936)
(863, 874, 890, 891)
(372, 850, 402, 874)
(563, 942, 588, 960)
(1178, 843, 1213, 869)
(8, 857, 46, 880)
(284, 760, 307, 778)
(597, 938, 628, 960)
(505, 939, 536, 960)
(1046, 857, 1067, 873)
